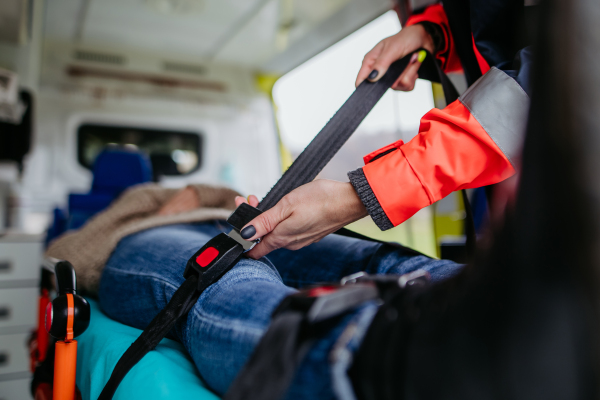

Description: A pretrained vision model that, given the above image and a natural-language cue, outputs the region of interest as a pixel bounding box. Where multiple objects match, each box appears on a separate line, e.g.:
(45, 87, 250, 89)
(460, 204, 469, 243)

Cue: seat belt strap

(98, 49, 459, 400)
(98, 275, 201, 400)
(259, 51, 458, 211)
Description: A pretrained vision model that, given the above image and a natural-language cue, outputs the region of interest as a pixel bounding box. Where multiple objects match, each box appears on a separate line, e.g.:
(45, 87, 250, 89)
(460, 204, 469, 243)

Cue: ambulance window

(77, 124, 202, 177)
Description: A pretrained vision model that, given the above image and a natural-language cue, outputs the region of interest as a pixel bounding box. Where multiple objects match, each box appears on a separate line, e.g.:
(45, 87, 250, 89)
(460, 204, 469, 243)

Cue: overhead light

(144, 0, 205, 15)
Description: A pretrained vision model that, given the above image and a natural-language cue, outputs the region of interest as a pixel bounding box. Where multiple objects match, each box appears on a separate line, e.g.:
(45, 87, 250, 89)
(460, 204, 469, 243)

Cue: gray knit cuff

(348, 168, 394, 231)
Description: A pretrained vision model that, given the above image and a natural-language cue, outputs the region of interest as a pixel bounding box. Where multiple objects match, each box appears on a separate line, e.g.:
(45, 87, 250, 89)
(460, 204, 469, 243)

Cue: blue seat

(68, 148, 153, 230)
(77, 300, 219, 400)
(47, 148, 153, 243)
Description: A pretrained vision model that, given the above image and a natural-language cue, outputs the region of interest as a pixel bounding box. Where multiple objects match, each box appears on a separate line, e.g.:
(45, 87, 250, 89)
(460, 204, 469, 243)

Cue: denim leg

(268, 233, 464, 287)
(99, 223, 294, 395)
(98, 222, 463, 398)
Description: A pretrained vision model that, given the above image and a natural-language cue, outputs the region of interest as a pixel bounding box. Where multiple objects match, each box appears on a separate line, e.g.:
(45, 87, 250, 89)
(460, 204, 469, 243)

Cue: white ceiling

(43, 0, 393, 73)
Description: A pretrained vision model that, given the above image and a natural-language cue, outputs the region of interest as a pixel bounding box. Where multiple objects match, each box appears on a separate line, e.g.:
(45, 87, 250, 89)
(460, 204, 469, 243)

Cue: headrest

(91, 148, 152, 195)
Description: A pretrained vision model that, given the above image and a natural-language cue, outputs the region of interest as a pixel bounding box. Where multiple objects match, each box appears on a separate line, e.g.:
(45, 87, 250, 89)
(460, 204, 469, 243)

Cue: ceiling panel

(81, 0, 257, 55)
(43, 0, 82, 41)
(42, 0, 393, 72)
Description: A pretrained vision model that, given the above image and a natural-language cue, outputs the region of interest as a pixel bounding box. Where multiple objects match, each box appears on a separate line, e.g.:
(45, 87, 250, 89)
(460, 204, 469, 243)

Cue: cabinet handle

(0, 307, 10, 319)
(0, 261, 11, 273)
(0, 352, 7, 366)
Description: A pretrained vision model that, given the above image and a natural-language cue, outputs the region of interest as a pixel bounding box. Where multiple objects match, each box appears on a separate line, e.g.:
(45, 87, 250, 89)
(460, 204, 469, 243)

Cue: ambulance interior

(0, 0, 472, 398)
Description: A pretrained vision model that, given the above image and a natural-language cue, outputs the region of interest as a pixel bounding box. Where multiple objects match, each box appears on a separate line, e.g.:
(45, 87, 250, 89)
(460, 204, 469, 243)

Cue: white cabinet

(0, 378, 31, 400)
(0, 241, 42, 283)
(0, 234, 43, 399)
(0, 289, 38, 329)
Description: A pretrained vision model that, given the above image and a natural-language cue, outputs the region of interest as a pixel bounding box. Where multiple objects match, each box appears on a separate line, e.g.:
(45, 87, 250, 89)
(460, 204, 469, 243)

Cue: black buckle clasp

(340, 270, 430, 300)
(273, 283, 379, 324)
(183, 233, 246, 292)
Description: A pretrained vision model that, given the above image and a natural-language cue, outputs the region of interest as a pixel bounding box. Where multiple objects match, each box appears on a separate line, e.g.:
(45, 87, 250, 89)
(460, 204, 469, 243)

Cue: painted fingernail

(241, 225, 256, 240)
(410, 53, 419, 63)
(417, 50, 427, 63)
(368, 70, 379, 80)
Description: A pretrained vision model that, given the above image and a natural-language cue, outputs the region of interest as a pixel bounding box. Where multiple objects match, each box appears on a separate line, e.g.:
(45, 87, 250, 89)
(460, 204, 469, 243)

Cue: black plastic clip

(340, 269, 430, 301)
(273, 283, 379, 324)
(183, 233, 246, 292)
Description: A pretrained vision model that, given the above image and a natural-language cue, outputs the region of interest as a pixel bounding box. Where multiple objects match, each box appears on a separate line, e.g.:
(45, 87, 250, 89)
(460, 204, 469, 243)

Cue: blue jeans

(99, 222, 462, 399)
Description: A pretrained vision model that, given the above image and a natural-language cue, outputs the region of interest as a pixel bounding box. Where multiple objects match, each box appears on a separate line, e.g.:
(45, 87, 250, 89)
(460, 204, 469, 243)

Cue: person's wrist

(412, 23, 436, 54)
(414, 22, 439, 54)
(340, 182, 368, 223)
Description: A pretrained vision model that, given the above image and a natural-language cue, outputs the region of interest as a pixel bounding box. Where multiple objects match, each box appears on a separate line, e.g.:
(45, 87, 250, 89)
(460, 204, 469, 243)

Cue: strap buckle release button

(196, 247, 219, 267)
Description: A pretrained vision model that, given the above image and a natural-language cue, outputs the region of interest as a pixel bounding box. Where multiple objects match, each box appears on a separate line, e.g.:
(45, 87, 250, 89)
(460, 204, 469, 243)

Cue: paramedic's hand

(355, 24, 435, 91)
(235, 180, 368, 259)
(158, 186, 200, 216)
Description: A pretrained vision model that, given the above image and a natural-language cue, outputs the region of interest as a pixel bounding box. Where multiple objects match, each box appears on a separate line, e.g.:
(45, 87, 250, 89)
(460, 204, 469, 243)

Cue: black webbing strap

(418, 55, 476, 257)
(98, 276, 201, 400)
(461, 189, 476, 257)
(258, 49, 453, 211)
(98, 49, 467, 400)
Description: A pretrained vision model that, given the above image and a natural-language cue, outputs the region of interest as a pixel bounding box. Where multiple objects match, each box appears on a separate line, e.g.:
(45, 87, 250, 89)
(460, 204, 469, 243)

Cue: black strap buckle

(183, 233, 246, 292)
(182, 203, 265, 291)
(273, 283, 379, 324)
(340, 269, 430, 300)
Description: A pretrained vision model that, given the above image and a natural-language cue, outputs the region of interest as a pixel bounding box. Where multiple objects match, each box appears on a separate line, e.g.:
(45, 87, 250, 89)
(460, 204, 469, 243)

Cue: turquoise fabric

(76, 300, 219, 400)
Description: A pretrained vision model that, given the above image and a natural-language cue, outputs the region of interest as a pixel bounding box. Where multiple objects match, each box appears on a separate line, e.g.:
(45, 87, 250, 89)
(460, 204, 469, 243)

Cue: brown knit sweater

(45, 183, 240, 296)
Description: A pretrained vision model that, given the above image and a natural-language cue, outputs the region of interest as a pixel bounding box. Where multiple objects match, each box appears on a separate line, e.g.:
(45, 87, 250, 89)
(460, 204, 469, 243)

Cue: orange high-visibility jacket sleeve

(348, 68, 529, 230)
(364, 100, 514, 226)
(405, 4, 462, 72)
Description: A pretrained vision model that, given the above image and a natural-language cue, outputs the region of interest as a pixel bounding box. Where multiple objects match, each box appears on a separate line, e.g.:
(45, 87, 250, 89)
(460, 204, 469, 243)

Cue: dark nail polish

(368, 70, 379, 80)
(241, 225, 256, 240)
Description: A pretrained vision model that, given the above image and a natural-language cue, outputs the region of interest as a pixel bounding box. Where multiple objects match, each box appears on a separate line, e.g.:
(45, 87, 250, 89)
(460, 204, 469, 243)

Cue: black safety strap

(98, 49, 467, 400)
(258, 50, 451, 211)
(98, 276, 201, 400)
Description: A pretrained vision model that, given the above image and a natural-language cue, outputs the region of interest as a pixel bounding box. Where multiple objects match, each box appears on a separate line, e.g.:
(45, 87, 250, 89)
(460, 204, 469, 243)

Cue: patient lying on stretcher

(46, 182, 463, 399)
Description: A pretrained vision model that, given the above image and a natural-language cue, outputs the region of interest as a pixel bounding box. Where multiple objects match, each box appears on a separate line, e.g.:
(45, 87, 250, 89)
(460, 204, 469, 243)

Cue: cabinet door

(0, 288, 37, 330)
(0, 333, 29, 375)
(0, 378, 31, 400)
(0, 241, 42, 283)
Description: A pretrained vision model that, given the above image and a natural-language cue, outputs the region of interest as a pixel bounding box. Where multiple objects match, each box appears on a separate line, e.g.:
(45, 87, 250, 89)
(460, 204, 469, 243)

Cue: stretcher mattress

(76, 300, 219, 400)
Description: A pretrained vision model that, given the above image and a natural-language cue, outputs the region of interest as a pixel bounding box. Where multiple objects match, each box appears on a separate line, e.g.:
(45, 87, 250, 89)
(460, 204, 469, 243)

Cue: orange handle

(53, 340, 77, 400)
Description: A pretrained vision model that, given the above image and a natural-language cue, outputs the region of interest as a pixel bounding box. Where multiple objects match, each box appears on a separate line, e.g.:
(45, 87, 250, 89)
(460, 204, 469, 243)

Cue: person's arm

(238, 66, 529, 258)
(350, 68, 527, 228)
(158, 184, 240, 216)
(355, 3, 460, 91)
(404, 4, 462, 73)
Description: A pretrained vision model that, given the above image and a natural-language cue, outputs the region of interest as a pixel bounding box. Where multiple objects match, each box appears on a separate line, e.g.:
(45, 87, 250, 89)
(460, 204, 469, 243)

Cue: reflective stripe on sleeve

(459, 67, 530, 166)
